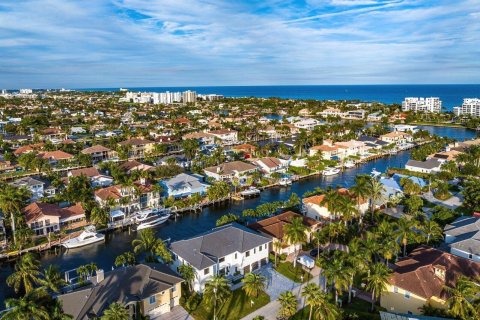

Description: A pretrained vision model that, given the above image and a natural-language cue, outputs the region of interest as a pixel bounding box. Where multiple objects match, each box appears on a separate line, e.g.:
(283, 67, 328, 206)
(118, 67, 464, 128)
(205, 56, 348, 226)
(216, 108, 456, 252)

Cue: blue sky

(0, 0, 479, 88)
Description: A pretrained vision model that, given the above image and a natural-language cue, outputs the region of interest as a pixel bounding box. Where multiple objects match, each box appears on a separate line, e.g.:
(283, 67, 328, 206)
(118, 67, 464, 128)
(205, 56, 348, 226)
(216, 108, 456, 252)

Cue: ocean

(79, 84, 480, 110)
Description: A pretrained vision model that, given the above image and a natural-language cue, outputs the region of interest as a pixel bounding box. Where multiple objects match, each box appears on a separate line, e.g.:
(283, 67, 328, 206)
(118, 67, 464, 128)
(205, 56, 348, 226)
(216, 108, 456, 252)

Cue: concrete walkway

(422, 191, 464, 210)
(151, 306, 194, 320)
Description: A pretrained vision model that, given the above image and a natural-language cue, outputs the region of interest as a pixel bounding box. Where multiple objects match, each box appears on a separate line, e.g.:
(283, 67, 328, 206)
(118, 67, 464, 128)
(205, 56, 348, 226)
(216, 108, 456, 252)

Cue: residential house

(41, 127, 67, 143)
(333, 140, 367, 158)
(344, 109, 366, 119)
(161, 173, 209, 198)
(10, 176, 45, 201)
(204, 161, 257, 182)
(292, 118, 322, 130)
(37, 150, 74, 165)
(67, 167, 114, 188)
(170, 223, 272, 292)
(58, 263, 183, 319)
(302, 188, 369, 221)
(381, 246, 480, 315)
(81, 145, 117, 162)
(13, 143, 44, 156)
(250, 157, 288, 174)
(444, 216, 480, 262)
(118, 138, 155, 158)
(183, 132, 215, 145)
(0, 160, 15, 173)
(118, 160, 154, 174)
(405, 159, 442, 174)
(208, 129, 238, 145)
(319, 108, 344, 118)
(380, 132, 413, 146)
(231, 143, 257, 158)
(309, 144, 341, 160)
(70, 127, 87, 134)
(248, 211, 320, 255)
(22, 202, 86, 236)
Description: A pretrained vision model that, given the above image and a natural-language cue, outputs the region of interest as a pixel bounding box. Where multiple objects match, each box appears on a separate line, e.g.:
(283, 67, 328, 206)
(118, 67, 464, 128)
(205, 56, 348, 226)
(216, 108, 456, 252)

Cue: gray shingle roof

(405, 158, 441, 170)
(170, 223, 271, 270)
(58, 263, 182, 320)
(445, 216, 480, 256)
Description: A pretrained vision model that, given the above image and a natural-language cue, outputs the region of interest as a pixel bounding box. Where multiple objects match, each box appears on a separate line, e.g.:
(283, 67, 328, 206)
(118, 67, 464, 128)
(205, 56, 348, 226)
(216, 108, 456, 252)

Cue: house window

(254, 248, 256, 254)
(259, 246, 262, 252)
(404, 291, 410, 299)
(219, 257, 225, 263)
(245, 251, 250, 257)
(149, 296, 156, 305)
(204, 268, 210, 275)
(171, 286, 176, 292)
(235, 253, 237, 259)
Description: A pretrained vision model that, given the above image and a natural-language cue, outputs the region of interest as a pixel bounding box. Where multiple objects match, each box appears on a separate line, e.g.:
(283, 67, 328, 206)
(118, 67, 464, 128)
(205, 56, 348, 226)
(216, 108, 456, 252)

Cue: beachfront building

(402, 97, 442, 113)
(381, 246, 480, 315)
(58, 264, 183, 319)
(203, 161, 257, 182)
(453, 98, 480, 117)
(170, 223, 271, 292)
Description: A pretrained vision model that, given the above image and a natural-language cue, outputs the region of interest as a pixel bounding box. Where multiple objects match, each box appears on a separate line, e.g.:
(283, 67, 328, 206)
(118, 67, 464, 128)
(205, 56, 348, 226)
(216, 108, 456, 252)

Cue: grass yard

(275, 261, 312, 283)
(191, 288, 270, 320)
(291, 298, 382, 320)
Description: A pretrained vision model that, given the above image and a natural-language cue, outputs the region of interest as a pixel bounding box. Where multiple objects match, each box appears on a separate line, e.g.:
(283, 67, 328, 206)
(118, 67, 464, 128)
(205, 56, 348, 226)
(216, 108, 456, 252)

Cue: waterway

(0, 126, 477, 307)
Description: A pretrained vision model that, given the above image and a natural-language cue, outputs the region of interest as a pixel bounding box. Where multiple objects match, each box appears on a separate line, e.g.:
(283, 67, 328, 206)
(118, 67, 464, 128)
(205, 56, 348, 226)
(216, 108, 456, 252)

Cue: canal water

(0, 126, 477, 307)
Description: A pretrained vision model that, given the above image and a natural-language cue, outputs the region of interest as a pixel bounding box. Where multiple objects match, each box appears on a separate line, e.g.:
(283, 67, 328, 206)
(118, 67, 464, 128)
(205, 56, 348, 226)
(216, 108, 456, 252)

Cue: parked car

(296, 255, 315, 269)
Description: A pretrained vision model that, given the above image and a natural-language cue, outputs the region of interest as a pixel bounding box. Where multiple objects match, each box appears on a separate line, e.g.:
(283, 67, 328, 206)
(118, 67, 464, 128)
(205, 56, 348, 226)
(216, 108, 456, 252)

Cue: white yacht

(62, 226, 105, 249)
(240, 186, 261, 196)
(371, 168, 382, 177)
(279, 177, 292, 186)
(344, 160, 356, 168)
(322, 167, 341, 176)
(136, 212, 171, 231)
(134, 207, 169, 223)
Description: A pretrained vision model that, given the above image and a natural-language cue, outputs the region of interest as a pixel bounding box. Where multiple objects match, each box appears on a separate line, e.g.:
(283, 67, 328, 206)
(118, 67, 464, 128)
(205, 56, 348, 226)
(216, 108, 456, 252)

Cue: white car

(296, 255, 315, 269)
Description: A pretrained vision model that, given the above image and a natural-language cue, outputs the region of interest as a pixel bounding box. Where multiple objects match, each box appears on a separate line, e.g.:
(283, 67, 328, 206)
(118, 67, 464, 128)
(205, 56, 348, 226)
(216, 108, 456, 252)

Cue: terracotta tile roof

(23, 202, 85, 224)
(81, 145, 112, 154)
(248, 211, 320, 240)
(118, 138, 154, 146)
(13, 143, 44, 156)
(310, 145, 339, 152)
(94, 186, 122, 201)
(232, 144, 257, 152)
(37, 150, 74, 160)
(303, 194, 325, 206)
(69, 167, 100, 178)
(390, 245, 480, 300)
(302, 188, 367, 205)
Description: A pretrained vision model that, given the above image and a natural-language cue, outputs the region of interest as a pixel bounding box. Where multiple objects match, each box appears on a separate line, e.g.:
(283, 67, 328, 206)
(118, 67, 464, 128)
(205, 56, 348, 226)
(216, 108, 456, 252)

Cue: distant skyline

(1, 0, 479, 88)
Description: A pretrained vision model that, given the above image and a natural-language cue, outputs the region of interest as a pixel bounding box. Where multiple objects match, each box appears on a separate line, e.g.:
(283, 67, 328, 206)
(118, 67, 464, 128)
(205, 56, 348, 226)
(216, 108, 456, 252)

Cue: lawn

(276, 261, 312, 283)
(291, 298, 382, 320)
(191, 288, 270, 320)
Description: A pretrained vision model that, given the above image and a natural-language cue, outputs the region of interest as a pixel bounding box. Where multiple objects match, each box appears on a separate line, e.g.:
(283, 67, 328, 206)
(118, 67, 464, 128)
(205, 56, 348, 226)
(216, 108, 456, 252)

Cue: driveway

(150, 306, 194, 320)
(257, 265, 298, 300)
(422, 191, 464, 210)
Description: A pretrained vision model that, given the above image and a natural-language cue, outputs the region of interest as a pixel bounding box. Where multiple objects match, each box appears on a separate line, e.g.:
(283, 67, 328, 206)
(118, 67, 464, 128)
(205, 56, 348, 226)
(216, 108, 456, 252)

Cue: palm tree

(40, 265, 66, 293)
(242, 272, 266, 298)
(322, 251, 351, 304)
(396, 216, 416, 257)
(131, 228, 158, 260)
(365, 263, 391, 312)
(346, 238, 368, 303)
(3, 288, 50, 320)
(0, 184, 31, 245)
(350, 176, 370, 225)
(76, 265, 89, 283)
(444, 275, 479, 319)
(178, 264, 196, 292)
(312, 229, 328, 258)
(367, 177, 385, 222)
(101, 302, 129, 320)
(302, 283, 321, 320)
(309, 290, 340, 320)
(320, 189, 342, 221)
(277, 291, 298, 319)
(338, 196, 358, 226)
(203, 275, 231, 320)
(6, 252, 42, 294)
(419, 220, 443, 245)
(273, 240, 282, 267)
(283, 217, 307, 267)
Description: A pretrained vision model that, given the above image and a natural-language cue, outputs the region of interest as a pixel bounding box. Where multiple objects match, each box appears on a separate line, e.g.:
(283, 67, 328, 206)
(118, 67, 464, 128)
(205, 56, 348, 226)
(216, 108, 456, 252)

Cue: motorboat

(371, 168, 382, 177)
(134, 207, 169, 223)
(322, 167, 341, 176)
(344, 160, 356, 168)
(240, 186, 261, 197)
(279, 177, 292, 186)
(136, 212, 171, 231)
(62, 226, 105, 249)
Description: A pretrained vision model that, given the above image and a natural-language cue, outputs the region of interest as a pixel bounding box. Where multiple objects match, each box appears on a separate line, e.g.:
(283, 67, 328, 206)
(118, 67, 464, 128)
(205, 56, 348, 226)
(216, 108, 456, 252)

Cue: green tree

(419, 220, 443, 245)
(283, 217, 307, 267)
(444, 275, 479, 319)
(241, 272, 266, 298)
(3, 288, 50, 320)
(6, 252, 42, 294)
(216, 213, 239, 226)
(367, 177, 385, 222)
(114, 251, 136, 267)
(396, 216, 416, 257)
(277, 291, 298, 319)
(90, 206, 110, 226)
(0, 184, 31, 245)
(182, 138, 200, 160)
(101, 302, 129, 320)
(365, 263, 391, 312)
(203, 275, 231, 320)
(40, 265, 66, 293)
(178, 264, 196, 292)
(207, 181, 230, 201)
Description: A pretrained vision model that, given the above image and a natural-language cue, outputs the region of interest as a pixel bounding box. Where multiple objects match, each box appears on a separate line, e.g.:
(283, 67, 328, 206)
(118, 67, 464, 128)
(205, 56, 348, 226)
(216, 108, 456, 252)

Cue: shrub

(185, 291, 202, 312)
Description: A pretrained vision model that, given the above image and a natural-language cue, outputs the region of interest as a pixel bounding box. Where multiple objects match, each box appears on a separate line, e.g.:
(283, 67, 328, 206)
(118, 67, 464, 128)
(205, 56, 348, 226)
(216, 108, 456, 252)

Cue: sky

(0, 0, 479, 88)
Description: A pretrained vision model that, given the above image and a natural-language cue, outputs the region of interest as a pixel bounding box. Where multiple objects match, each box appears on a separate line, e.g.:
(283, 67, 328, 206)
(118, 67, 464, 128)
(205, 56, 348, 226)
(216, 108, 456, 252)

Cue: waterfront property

(444, 216, 480, 262)
(247, 211, 320, 255)
(381, 245, 480, 315)
(161, 173, 209, 198)
(203, 160, 257, 182)
(81, 145, 118, 162)
(10, 176, 45, 201)
(405, 158, 442, 174)
(170, 223, 272, 292)
(67, 167, 114, 188)
(58, 263, 183, 319)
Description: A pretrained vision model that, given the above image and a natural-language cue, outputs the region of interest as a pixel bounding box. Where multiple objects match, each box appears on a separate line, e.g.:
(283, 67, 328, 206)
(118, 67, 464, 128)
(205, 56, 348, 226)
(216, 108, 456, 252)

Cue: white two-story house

(170, 223, 272, 292)
(444, 216, 480, 262)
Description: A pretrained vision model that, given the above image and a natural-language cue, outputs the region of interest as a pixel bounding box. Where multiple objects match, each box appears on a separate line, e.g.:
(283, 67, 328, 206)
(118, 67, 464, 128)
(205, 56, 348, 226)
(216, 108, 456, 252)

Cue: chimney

(140, 177, 146, 185)
(96, 269, 105, 284)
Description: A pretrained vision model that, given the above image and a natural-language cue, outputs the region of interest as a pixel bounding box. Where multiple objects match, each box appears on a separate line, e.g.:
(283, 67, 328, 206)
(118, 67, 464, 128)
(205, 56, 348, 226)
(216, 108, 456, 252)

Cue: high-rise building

(453, 98, 480, 117)
(19, 88, 33, 94)
(182, 90, 197, 104)
(402, 97, 442, 113)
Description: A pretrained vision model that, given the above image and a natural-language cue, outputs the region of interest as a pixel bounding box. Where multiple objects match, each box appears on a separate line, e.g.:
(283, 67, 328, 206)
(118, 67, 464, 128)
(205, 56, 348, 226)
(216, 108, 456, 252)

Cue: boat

(322, 167, 341, 176)
(240, 186, 261, 197)
(279, 177, 292, 186)
(134, 207, 169, 223)
(136, 212, 171, 231)
(344, 160, 356, 168)
(62, 226, 105, 249)
(371, 168, 382, 177)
